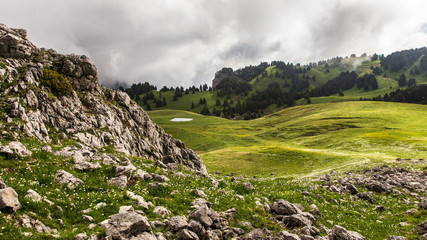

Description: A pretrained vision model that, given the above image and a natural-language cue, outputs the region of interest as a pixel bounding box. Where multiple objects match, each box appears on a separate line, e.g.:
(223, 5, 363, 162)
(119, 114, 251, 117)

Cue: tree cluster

(310, 71, 358, 97)
(371, 84, 427, 104)
(380, 47, 427, 72)
(125, 82, 157, 99)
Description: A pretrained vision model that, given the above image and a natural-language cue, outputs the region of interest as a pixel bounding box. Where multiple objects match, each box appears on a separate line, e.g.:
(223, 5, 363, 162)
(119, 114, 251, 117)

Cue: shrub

(40, 68, 73, 97)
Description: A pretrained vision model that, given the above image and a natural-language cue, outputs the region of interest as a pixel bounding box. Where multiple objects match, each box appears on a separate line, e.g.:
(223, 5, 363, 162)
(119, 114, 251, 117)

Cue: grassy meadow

(149, 101, 427, 178)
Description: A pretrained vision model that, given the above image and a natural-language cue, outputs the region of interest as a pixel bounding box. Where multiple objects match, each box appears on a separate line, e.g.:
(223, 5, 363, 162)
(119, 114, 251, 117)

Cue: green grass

(148, 101, 427, 178)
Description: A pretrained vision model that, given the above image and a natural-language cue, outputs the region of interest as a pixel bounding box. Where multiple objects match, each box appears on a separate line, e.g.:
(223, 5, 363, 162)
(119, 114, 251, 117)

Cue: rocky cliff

(0, 23, 206, 174)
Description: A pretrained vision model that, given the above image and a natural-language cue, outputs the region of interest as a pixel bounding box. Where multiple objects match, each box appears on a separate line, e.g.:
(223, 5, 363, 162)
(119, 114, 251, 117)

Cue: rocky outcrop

(212, 67, 234, 90)
(0, 23, 206, 175)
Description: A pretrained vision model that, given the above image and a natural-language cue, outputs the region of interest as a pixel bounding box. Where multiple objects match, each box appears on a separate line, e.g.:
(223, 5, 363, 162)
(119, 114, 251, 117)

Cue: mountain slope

(0, 23, 205, 174)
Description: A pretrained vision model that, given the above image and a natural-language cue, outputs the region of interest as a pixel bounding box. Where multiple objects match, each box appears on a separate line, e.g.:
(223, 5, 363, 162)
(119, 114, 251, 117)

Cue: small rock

(153, 206, 170, 218)
(414, 220, 427, 235)
(176, 229, 199, 240)
(168, 216, 188, 232)
(328, 225, 365, 240)
(114, 165, 136, 178)
(41, 145, 52, 152)
(270, 199, 301, 216)
(82, 215, 93, 222)
(108, 175, 128, 189)
(151, 174, 169, 182)
(275, 230, 301, 240)
(54, 170, 83, 189)
(192, 189, 207, 199)
(24, 189, 42, 202)
(119, 205, 134, 213)
(419, 198, 427, 210)
(386, 236, 407, 240)
(74, 233, 88, 240)
(309, 204, 319, 214)
(133, 169, 152, 181)
(241, 182, 255, 191)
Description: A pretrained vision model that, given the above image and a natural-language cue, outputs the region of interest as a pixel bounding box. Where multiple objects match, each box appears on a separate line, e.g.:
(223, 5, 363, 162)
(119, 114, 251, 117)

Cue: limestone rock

(114, 165, 136, 178)
(270, 199, 302, 216)
(0, 176, 6, 189)
(0, 141, 32, 157)
(108, 175, 128, 189)
(414, 220, 427, 235)
(189, 205, 214, 227)
(328, 225, 365, 240)
(0, 187, 21, 211)
(275, 230, 301, 240)
(126, 191, 151, 210)
(152, 206, 170, 218)
(167, 216, 188, 232)
(176, 229, 199, 240)
(54, 170, 83, 189)
(74, 233, 88, 240)
(20, 214, 58, 234)
(101, 211, 152, 239)
(24, 189, 42, 202)
(133, 169, 152, 181)
(282, 213, 314, 228)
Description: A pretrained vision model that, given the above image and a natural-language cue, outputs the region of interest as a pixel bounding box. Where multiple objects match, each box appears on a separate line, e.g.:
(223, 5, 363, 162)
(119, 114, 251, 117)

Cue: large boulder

(0, 141, 32, 157)
(0, 187, 21, 211)
(101, 211, 152, 239)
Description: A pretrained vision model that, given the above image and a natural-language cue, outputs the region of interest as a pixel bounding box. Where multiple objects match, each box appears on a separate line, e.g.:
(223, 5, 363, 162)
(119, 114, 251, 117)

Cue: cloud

(2, 0, 427, 88)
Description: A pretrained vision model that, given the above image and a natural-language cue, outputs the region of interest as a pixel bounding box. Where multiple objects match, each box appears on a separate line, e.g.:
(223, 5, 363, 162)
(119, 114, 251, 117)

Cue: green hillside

(149, 101, 427, 178)
(134, 53, 427, 118)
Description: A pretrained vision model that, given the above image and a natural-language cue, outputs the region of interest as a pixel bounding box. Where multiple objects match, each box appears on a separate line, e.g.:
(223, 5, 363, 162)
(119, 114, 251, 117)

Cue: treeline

(310, 72, 378, 97)
(234, 62, 269, 82)
(380, 47, 427, 72)
(124, 82, 157, 99)
(370, 84, 427, 104)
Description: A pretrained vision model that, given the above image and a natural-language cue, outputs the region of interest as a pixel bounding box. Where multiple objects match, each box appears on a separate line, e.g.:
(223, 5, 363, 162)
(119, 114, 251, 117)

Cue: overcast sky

(2, 0, 427, 88)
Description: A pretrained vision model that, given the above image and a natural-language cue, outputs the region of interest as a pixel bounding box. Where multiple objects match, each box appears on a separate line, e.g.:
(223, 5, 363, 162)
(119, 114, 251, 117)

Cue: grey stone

(168, 216, 188, 232)
(24, 189, 42, 202)
(275, 231, 301, 240)
(282, 214, 314, 228)
(74, 233, 88, 240)
(271, 199, 302, 216)
(153, 206, 170, 218)
(108, 175, 128, 189)
(328, 225, 365, 240)
(0, 187, 21, 211)
(189, 205, 213, 227)
(101, 212, 151, 239)
(115, 164, 137, 178)
(414, 220, 427, 235)
(0, 141, 32, 157)
(54, 170, 83, 189)
(176, 229, 199, 240)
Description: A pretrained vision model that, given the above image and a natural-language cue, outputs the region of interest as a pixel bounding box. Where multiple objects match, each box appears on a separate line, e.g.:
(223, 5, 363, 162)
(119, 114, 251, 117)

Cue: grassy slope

(140, 56, 427, 115)
(149, 101, 427, 178)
